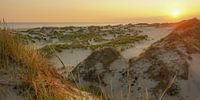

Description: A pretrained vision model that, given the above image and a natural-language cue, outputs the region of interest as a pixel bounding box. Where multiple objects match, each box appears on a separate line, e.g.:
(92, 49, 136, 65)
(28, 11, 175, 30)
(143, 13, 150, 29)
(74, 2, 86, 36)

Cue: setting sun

(1, 0, 200, 22)
(171, 8, 181, 18)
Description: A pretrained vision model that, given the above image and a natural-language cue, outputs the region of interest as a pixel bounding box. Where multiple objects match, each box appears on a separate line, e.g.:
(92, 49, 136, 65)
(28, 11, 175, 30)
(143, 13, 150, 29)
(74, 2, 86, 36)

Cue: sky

(1, 0, 200, 23)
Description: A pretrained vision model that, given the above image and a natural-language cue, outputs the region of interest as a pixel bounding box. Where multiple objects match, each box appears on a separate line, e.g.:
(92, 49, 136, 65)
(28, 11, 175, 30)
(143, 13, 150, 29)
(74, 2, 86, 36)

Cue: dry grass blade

(98, 74, 107, 100)
(145, 88, 149, 100)
(0, 29, 96, 100)
(48, 45, 79, 88)
(159, 74, 177, 100)
(48, 46, 66, 68)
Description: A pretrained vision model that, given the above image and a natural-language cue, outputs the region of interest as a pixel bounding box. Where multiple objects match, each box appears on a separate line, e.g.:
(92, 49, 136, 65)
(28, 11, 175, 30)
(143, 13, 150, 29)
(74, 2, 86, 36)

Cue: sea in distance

(3, 22, 129, 29)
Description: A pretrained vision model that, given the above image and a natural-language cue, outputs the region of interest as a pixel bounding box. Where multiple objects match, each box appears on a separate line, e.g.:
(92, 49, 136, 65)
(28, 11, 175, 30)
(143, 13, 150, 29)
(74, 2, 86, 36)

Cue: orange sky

(1, 0, 200, 23)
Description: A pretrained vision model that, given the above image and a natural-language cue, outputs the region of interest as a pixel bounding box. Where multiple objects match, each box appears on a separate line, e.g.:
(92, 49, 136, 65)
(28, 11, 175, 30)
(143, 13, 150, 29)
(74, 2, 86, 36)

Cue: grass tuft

(0, 29, 95, 100)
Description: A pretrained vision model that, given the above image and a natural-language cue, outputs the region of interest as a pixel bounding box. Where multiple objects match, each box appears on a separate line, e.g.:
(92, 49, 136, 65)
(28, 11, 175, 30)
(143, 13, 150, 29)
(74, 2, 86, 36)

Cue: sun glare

(171, 8, 181, 18)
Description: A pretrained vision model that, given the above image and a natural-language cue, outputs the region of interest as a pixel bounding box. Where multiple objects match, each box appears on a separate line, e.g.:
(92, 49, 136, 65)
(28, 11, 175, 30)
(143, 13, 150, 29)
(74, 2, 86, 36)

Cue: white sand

(50, 49, 92, 68)
(122, 27, 174, 59)
(180, 54, 200, 100)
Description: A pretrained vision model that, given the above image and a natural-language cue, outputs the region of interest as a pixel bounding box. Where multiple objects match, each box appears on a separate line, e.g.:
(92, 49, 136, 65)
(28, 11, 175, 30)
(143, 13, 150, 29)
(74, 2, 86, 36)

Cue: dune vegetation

(39, 34, 148, 57)
(0, 29, 97, 100)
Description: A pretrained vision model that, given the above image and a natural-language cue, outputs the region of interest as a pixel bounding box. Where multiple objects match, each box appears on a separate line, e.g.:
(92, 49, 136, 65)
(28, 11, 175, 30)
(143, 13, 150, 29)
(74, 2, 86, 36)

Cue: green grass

(39, 42, 87, 57)
(39, 34, 148, 57)
(89, 34, 148, 50)
(59, 32, 106, 43)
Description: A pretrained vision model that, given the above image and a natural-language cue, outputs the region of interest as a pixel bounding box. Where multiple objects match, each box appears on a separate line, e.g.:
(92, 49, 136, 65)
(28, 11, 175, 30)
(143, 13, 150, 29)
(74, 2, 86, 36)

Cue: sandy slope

(69, 18, 200, 100)
(122, 26, 174, 59)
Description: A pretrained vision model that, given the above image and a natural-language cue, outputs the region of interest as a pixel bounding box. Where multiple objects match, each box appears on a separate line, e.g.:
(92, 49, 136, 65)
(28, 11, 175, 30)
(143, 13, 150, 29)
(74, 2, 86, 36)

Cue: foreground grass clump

(0, 29, 94, 100)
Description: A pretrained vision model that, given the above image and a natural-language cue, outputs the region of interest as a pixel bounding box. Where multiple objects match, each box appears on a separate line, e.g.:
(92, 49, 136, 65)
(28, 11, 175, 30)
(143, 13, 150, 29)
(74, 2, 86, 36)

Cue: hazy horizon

(4, 16, 200, 24)
(1, 0, 200, 23)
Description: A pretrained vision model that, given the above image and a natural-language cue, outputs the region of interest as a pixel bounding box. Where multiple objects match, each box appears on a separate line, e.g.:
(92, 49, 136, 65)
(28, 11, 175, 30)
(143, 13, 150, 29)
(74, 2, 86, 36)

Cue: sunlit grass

(0, 29, 94, 100)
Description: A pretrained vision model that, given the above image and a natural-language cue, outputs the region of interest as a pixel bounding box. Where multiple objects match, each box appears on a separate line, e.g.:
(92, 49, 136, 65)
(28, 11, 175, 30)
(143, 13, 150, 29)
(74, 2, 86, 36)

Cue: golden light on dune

(171, 8, 181, 18)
